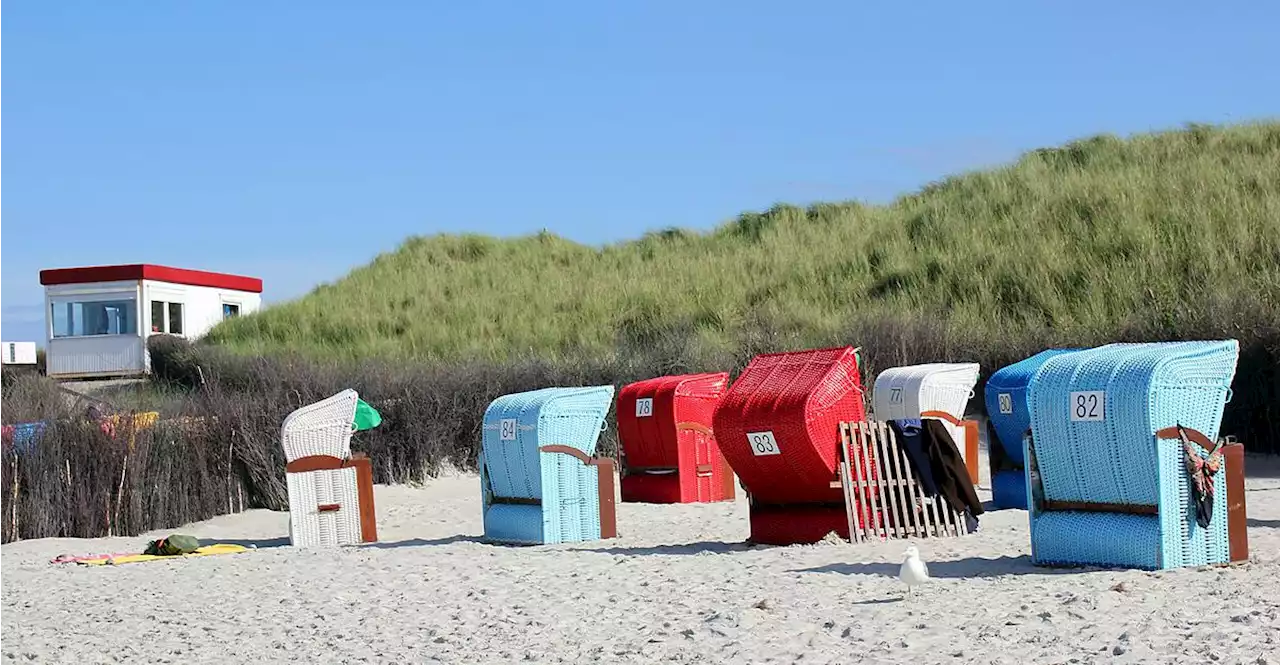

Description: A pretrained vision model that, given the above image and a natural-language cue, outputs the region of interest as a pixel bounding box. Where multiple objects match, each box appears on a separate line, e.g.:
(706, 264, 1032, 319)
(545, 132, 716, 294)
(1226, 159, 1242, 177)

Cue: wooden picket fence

(835, 420, 973, 543)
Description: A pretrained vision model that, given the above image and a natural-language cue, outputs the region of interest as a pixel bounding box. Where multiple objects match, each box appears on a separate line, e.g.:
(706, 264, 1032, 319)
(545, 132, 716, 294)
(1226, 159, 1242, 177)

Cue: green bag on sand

(143, 534, 201, 556)
(352, 398, 382, 432)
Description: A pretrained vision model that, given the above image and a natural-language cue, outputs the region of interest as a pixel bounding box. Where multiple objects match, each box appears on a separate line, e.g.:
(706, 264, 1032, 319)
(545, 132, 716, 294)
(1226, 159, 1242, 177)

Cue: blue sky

(4, 1, 1278, 343)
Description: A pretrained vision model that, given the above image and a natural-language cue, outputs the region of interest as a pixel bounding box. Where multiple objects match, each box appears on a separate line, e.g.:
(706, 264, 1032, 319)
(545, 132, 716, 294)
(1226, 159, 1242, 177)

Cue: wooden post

(114, 455, 129, 534)
(838, 424, 859, 542)
(10, 457, 19, 541)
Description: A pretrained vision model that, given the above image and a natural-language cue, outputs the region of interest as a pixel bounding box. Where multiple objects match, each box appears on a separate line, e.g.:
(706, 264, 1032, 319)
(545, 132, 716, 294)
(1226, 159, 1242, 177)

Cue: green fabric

(353, 399, 382, 432)
(143, 533, 201, 556)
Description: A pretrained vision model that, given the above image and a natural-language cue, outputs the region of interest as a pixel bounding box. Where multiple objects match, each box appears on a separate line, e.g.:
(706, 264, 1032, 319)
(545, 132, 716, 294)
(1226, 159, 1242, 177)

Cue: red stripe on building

(39, 264, 263, 293)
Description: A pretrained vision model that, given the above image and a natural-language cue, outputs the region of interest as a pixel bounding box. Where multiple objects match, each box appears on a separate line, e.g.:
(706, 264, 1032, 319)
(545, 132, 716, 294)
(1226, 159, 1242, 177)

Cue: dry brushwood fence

(0, 336, 630, 543)
(1, 417, 250, 544)
(3, 326, 1278, 543)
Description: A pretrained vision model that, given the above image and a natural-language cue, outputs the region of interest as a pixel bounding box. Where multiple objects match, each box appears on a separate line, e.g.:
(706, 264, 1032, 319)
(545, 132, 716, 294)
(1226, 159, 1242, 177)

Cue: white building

(1, 342, 38, 366)
(39, 263, 263, 379)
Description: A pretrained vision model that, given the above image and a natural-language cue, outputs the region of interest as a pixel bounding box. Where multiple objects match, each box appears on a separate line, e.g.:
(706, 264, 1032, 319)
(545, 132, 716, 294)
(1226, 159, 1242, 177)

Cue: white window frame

(220, 300, 243, 320)
(48, 293, 141, 339)
(149, 298, 187, 337)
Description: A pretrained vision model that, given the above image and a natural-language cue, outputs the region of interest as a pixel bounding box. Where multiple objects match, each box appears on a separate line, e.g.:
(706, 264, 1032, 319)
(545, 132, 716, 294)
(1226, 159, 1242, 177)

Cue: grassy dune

(208, 121, 1280, 366)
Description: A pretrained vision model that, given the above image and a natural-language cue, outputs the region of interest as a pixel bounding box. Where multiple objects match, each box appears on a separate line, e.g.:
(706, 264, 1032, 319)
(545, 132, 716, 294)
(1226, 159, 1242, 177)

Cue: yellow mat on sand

(77, 543, 248, 566)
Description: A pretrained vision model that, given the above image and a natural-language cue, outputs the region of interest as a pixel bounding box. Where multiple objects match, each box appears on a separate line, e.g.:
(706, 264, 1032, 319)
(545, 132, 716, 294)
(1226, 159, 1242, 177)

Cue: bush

(0, 389, 246, 544)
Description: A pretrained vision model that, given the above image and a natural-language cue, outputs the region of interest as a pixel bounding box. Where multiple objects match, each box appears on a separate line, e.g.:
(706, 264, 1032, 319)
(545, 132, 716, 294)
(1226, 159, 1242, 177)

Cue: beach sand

(4, 454, 1280, 664)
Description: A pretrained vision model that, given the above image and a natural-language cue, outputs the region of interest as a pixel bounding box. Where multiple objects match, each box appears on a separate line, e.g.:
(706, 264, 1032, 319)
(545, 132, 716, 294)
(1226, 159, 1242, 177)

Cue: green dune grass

(206, 121, 1280, 366)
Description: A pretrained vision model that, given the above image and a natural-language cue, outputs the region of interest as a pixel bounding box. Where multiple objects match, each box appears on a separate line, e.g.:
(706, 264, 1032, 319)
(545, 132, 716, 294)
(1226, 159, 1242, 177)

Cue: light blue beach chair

(1024, 341, 1241, 570)
(480, 385, 618, 545)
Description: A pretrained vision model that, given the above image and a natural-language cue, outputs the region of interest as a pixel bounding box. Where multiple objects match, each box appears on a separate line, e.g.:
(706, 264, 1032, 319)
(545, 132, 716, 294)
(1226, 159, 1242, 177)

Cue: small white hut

(39, 263, 263, 379)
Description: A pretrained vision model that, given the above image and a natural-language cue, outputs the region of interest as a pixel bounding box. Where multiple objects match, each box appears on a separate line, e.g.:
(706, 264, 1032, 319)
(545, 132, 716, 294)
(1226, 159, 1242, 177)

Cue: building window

(222, 303, 241, 319)
(151, 301, 165, 333)
(168, 302, 184, 335)
(51, 299, 138, 338)
(150, 300, 185, 336)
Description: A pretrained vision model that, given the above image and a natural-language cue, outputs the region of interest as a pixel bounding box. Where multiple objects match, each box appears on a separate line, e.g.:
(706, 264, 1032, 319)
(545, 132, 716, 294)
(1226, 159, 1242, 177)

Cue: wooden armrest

(919, 410, 963, 426)
(539, 444, 614, 466)
(1154, 426, 1216, 452)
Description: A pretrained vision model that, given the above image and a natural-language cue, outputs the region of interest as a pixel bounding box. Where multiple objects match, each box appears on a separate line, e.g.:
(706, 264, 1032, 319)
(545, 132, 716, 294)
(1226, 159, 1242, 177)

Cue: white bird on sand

(899, 545, 930, 599)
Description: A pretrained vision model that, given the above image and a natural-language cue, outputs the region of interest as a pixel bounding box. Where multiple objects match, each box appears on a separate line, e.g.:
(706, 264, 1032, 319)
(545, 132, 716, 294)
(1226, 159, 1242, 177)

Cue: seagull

(899, 545, 930, 599)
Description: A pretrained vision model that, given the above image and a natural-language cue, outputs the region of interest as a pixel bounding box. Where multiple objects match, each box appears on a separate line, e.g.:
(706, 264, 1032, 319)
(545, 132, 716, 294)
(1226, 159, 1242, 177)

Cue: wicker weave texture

(1029, 341, 1238, 506)
(618, 372, 731, 503)
(480, 385, 614, 545)
(872, 362, 980, 468)
(749, 505, 851, 545)
(1030, 511, 1162, 569)
(991, 469, 1028, 510)
(286, 467, 361, 548)
(281, 389, 359, 462)
(712, 346, 867, 505)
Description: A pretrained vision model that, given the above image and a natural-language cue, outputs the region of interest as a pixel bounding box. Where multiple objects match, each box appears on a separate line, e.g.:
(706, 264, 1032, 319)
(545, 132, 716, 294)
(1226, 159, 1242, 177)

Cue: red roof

(39, 264, 263, 293)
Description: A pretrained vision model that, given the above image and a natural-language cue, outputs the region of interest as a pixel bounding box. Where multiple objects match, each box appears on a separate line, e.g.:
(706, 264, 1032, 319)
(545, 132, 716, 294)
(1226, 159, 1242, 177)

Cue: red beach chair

(712, 346, 880, 545)
(618, 372, 736, 504)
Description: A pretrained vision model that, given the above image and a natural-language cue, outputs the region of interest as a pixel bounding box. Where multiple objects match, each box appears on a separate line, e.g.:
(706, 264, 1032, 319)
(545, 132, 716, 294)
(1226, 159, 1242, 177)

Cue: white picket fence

(835, 420, 972, 543)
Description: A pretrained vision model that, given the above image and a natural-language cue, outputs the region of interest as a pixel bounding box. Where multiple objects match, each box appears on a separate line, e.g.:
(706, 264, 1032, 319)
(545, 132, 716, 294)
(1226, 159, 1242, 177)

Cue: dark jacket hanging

(889, 418, 984, 518)
(887, 419, 941, 496)
(920, 418, 985, 517)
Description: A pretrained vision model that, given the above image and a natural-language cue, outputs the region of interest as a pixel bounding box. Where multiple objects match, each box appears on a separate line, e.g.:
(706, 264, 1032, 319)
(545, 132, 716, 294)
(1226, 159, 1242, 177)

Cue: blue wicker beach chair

(984, 349, 1081, 509)
(480, 385, 618, 545)
(1024, 341, 1242, 570)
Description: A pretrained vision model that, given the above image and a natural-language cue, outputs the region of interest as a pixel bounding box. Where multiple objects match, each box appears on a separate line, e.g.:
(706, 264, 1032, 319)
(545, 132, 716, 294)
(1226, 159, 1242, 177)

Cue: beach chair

(712, 346, 878, 545)
(984, 349, 1081, 509)
(480, 385, 618, 545)
(618, 372, 735, 504)
(835, 420, 974, 542)
(872, 363, 982, 484)
(282, 389, 378, 548)
(1025, 341, 1249, 570)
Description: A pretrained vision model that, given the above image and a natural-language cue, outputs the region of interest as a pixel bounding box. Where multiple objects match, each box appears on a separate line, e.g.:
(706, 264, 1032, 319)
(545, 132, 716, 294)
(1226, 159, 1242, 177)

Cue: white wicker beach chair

(872, 363, 982, 483)
(282, 389, 378, 547)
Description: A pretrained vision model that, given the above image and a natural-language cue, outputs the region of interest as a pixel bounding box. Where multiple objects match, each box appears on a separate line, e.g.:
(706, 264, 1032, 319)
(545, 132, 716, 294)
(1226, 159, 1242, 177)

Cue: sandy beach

(4, 452, 1280, 665)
